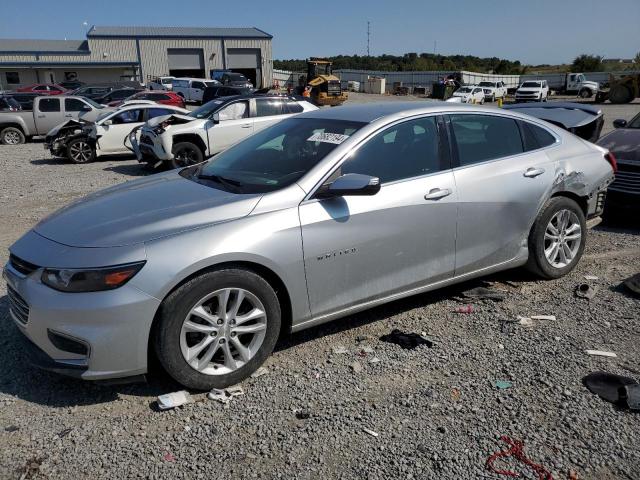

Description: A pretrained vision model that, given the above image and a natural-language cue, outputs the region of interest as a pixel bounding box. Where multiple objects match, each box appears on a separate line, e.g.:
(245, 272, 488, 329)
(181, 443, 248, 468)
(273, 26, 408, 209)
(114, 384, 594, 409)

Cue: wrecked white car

(131, 94, 317, 169)
(46, 104, 188, 163)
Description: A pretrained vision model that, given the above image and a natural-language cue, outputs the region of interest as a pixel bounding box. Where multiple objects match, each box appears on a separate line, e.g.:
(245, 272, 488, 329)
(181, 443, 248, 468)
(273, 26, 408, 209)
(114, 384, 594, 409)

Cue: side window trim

(306, 113, 450, 201)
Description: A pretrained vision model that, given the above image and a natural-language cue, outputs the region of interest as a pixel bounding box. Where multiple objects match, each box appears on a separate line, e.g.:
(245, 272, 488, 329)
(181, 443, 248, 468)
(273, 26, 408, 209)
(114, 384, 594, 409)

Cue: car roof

(297, 101, 536, 123)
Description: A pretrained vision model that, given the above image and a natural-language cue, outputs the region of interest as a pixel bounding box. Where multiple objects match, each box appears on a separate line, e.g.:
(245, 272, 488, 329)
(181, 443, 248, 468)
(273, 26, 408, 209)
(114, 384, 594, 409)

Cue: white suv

(132, 94, 318, 168)
(515, 80, 549, 102)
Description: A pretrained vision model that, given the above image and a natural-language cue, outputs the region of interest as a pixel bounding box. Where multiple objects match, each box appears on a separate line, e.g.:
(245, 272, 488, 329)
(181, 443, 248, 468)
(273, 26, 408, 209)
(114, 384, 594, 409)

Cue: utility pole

(367, 21, 370, 56)
(433, 40, 437, 56)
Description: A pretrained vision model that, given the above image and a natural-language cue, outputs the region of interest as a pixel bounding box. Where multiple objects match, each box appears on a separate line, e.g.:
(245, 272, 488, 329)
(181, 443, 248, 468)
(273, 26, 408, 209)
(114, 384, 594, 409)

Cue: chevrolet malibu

(4, 103, 615, 390)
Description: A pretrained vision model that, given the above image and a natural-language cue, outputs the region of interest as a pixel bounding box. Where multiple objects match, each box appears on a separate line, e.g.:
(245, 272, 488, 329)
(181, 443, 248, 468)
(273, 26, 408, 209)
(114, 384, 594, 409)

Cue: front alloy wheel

(67, 138, 95, 163)
(180, 288, 267, 375)
(154, 268, 281, 390)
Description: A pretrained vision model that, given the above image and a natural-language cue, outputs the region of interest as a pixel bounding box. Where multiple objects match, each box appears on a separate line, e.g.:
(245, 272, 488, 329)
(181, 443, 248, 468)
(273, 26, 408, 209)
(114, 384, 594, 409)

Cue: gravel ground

(0, 96, 639, 480)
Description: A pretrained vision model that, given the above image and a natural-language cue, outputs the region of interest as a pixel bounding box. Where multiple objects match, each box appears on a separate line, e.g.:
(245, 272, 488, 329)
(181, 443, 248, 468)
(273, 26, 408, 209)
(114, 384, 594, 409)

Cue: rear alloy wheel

(67, 137, 95, 163)
(527, 197, 586, 279)
(153, 269, 281, 390)
(0, 127, 25, 145)
(171, 142, 204, 168)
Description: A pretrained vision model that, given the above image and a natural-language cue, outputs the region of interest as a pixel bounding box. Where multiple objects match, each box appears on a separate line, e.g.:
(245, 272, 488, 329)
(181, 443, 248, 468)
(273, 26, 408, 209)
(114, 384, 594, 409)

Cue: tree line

(275, 52, 640, 74)
(274, 53, 526, 74)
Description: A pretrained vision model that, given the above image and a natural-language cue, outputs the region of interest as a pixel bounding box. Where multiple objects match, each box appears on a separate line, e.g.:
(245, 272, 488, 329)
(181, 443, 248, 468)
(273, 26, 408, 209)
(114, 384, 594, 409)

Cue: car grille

(610, 161, 640, 194)
(7, 285, 29, 325)
(9, 254, 39, 276)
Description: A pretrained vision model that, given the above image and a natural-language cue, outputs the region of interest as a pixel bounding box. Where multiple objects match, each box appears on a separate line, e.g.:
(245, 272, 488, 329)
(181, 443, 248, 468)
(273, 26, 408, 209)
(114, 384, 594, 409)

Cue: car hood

(597, 129, 640, 162)
(145, 113, 195, 128)
(34, 170, 262, 248)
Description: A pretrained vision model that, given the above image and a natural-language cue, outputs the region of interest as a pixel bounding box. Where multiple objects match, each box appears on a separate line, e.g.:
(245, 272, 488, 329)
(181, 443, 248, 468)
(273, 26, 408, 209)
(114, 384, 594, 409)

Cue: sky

(1, 0, 638, 65)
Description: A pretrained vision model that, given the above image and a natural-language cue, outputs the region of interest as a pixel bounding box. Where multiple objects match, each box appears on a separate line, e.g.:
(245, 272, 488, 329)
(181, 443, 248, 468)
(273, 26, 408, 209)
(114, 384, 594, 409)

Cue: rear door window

(192, 81, 206, 90)
(284, 100, 304, 114)
(39, 98, 60, 112)
(520, 121, 557, 151)
(146, 108, 174, 120)
(449, 114, 523, 166)
(255, 99, 285, 117)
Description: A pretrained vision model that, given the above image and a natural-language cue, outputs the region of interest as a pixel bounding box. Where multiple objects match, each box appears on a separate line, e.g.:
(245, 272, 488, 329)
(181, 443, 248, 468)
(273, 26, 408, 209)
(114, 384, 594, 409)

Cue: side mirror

(81, 105, 92, 111)
(211, 112, 220, 124)
(103, 119, 113, 126)
(318, 173, 381, 198)
(613, 119, 627, 129)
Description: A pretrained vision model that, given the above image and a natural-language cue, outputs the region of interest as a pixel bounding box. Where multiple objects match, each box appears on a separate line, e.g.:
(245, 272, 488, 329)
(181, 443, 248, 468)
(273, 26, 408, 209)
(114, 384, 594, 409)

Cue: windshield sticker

(307, 132, 350, 144)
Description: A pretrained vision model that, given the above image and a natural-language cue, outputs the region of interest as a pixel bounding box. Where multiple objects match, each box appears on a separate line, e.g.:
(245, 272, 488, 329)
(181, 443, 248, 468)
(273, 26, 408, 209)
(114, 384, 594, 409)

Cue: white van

(172, 78, 219, 103)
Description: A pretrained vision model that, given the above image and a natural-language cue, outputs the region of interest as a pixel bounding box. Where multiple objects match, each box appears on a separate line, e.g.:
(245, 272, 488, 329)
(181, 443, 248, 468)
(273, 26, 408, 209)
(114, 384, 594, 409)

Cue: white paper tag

(307, 132, 350, 144)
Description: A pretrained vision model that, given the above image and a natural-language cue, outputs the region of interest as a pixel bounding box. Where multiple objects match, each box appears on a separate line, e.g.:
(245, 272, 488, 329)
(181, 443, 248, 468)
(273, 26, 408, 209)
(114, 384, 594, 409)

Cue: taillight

(605, 152, 617, 173)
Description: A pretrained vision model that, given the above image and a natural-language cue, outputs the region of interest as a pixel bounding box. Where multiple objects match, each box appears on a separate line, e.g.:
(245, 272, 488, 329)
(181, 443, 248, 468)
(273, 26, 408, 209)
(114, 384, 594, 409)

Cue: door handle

(523, 167, 545, 178)
(37, 115, 45, 118)
(241, 124, 252, 128)
(64, 114, 73, 117)
(424, 188, 452, 200)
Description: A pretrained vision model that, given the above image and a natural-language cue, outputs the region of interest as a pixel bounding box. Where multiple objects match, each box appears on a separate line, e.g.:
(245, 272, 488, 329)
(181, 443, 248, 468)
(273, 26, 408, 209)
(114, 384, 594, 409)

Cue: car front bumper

(3, 253, 161, 381)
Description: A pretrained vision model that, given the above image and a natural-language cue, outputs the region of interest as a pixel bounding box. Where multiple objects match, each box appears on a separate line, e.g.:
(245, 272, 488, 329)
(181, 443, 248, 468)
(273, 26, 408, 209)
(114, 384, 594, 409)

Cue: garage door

(167, 49, 204, 70)
(226, 48, 261, 69)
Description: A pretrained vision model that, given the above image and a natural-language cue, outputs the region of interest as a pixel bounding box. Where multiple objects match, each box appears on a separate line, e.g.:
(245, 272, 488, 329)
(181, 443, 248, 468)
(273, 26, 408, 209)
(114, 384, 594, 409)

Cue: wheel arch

(0, 122, 26, 135)
(172, 133, 207, 156)
(549, 190, 588, 216)
(147, 259, 294, 363)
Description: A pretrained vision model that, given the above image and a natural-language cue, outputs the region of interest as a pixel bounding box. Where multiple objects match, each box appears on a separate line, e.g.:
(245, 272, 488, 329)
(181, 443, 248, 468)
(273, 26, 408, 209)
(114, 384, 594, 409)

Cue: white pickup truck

(0, 96, 106, 145)
(171, 78, 219, 103)
(477, 81, 507, 101)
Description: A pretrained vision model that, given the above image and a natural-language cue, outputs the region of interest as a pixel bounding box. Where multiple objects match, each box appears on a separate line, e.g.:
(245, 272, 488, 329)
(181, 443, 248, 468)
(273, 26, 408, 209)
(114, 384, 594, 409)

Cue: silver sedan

(4, 102, 615, 389)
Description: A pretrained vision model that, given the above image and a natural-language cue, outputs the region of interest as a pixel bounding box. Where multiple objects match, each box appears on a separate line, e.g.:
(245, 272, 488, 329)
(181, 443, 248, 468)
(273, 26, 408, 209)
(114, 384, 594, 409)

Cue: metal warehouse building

(0, 25, 273, 89)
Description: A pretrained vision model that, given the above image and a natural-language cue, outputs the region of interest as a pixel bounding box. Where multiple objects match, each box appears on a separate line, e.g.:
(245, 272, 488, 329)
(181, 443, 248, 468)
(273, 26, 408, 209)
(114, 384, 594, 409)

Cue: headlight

(153, 121, 170, 135)
(41, 261, 146, 292)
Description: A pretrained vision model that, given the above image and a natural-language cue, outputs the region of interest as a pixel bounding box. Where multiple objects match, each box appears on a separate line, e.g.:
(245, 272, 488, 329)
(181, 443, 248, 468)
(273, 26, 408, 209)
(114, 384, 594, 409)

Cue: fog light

(47, 330, 89, 356)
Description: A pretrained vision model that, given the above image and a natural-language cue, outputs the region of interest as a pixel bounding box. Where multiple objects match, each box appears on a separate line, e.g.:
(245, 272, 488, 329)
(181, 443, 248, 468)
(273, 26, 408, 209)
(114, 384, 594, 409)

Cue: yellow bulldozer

(298, 58, 348, 107)
(595, 73, 640, 104)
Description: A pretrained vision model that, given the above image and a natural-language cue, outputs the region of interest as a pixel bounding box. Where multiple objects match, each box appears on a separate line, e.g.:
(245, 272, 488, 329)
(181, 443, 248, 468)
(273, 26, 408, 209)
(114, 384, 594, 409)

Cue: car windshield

(161, 78, 172, 84)
(478, 82, 494, 87)
(188, 99, 226, 119)
(521, 82, 541, 88)
(183, 118, 365, 194)
(228, 74, 246, 81)
(458, 88, 472, 93)
(205, 81, 218, 87)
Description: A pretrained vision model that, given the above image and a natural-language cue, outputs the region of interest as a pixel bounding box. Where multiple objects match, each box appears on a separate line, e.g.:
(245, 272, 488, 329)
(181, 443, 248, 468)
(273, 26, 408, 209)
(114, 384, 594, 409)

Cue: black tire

(579, 88, 592, 99)
(526, 197, 587, 279)
(0, 127, 25, 145)
(170, 142, 204, 168)
(153, 268, 281, 390)
(66, 137, 96, 163)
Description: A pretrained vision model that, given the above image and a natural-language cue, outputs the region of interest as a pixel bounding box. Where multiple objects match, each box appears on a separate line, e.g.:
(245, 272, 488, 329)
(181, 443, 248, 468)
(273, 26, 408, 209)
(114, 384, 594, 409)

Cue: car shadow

(276, 269, 539, 352)
(0, 270, 539, 408)
(103, 164, 152, 177)
(30, 158, 65, 166)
